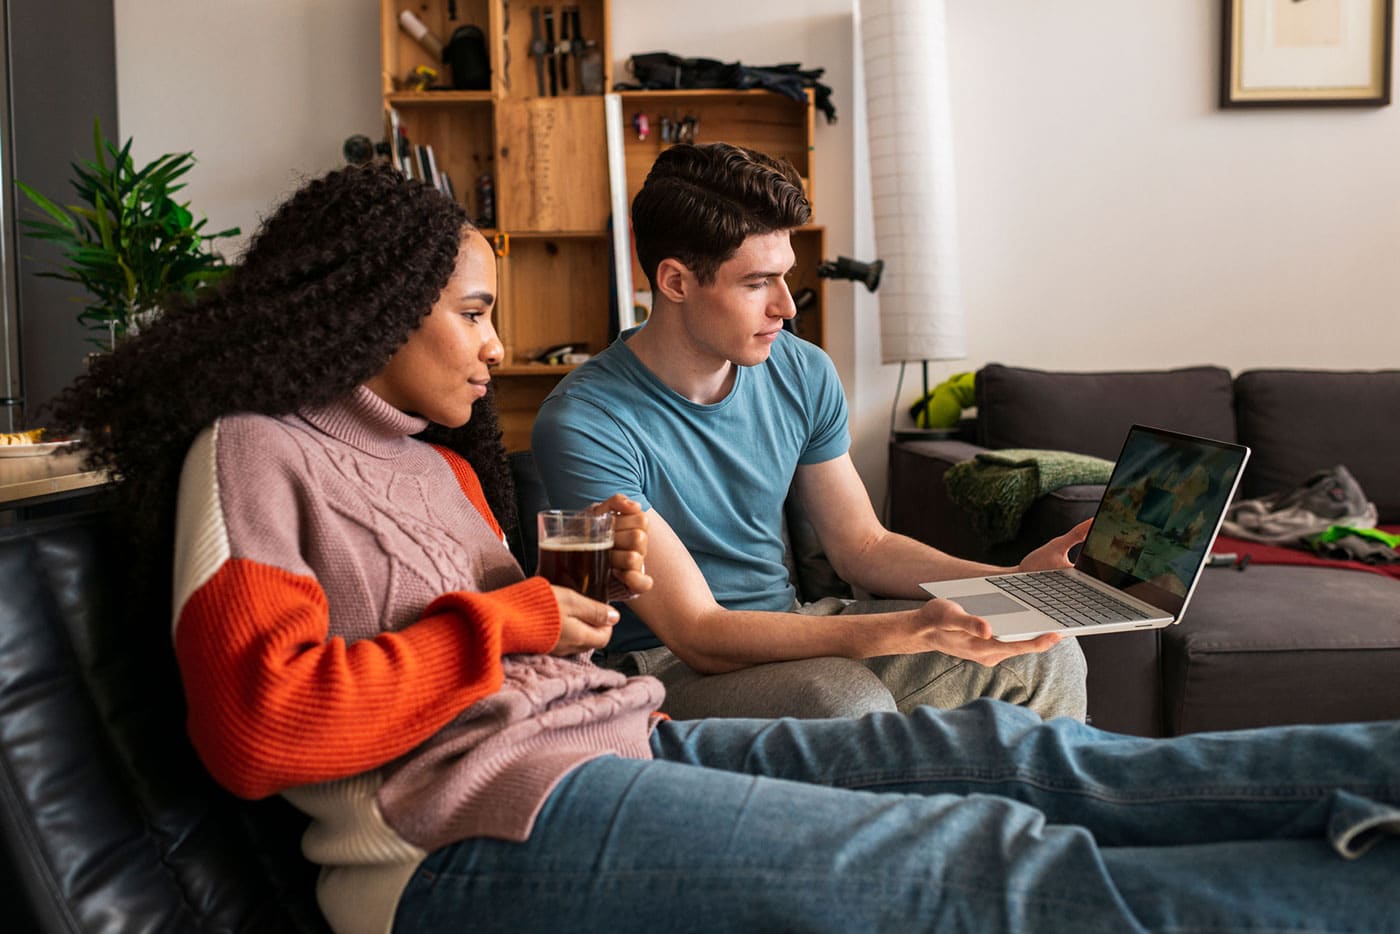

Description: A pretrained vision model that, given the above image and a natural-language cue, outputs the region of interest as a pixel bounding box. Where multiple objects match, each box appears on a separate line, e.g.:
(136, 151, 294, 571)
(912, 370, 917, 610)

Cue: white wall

(113, 0, 383, 255)
(115, 1, 1400, 508)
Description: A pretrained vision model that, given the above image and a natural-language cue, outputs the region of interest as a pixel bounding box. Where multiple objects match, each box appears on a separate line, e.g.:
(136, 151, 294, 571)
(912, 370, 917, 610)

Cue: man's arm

(792, 454, 1090, 598)
(793, 453, 1008, 598)
(629, 507, 1065, 674)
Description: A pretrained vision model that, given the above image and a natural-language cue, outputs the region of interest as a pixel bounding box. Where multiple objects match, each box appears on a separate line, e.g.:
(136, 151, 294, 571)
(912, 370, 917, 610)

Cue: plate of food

(0, 430, 79, 457)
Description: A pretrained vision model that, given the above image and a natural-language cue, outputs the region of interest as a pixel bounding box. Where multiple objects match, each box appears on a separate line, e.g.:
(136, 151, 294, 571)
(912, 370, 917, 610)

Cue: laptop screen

(1076, 426, 1248, 616)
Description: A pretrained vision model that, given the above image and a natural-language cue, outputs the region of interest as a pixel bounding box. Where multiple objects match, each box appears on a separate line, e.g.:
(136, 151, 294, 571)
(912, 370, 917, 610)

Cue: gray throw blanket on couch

(945, 449, 1114, 545)
(1223, 464, 1379, 545)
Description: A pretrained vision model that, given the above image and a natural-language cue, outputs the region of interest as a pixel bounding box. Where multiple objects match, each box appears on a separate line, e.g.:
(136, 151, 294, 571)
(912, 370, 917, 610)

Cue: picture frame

(1221, 0, 1394, 107)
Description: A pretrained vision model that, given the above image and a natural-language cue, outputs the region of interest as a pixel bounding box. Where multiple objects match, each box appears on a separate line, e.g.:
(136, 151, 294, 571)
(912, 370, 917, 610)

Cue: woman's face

(364, 230, 502, 428)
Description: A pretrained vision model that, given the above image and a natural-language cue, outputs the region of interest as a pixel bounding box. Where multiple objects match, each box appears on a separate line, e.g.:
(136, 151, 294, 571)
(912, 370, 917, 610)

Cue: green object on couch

(944, 448, 1114, 544)
(909, 370, 977, 429)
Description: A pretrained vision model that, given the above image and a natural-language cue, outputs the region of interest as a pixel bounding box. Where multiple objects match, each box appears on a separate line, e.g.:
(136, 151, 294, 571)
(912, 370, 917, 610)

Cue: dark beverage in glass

(537, 538, 611, 602)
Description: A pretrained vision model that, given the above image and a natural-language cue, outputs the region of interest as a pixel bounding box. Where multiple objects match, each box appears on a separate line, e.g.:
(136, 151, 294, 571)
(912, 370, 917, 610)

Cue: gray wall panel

(5, 0, 118, 428)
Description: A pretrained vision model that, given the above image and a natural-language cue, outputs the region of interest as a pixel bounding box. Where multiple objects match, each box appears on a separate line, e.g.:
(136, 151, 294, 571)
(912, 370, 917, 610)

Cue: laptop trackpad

(948, 593, 1027, 617)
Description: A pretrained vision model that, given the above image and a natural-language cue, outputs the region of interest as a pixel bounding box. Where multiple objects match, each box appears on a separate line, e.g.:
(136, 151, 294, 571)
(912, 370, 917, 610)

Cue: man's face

(680, 230, 797, 368)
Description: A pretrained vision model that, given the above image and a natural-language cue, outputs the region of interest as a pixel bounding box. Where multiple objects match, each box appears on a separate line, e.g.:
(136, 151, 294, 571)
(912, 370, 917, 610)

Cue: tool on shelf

(544, 6, 558, 95)
(398, 10, 445, 62)
(558, 8, 571, 92)
(530, 6, 548, 96)
(406, 64, 438, 92)
(567, 6, 585, 92)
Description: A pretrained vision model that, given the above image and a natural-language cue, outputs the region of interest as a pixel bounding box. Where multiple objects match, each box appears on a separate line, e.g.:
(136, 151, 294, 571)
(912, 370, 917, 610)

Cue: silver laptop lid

(1074, 425, 1250, 617)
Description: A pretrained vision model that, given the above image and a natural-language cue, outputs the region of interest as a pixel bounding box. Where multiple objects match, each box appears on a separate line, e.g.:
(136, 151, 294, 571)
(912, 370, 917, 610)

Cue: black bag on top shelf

(618, 52, 837, 123)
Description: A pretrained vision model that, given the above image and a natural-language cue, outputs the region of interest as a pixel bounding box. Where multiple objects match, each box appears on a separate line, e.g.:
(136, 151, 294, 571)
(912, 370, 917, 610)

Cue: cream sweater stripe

(172, 423, 231, 633)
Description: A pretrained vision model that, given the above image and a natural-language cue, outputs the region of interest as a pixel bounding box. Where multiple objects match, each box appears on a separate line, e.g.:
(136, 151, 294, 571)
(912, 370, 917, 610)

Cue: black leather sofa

(889, 364, 1400, 738)
(0, 454, 553, 932)
(0, 492, 331, 932)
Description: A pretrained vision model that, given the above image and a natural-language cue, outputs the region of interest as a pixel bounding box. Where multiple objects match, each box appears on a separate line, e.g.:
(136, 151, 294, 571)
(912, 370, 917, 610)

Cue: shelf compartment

(389, 99, 495, 223)
(382, 0, 494, 94)
(616, 88, 815, 213)
(501, 0, 611, 100)
(499, 234, 613, 369)
(789, 225, 827, 347)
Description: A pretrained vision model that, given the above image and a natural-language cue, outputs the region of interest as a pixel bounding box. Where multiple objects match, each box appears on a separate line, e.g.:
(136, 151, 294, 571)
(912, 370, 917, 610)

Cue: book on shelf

(397, 130, 415, 179)
(416, 144, 436, 187)
(416, 144, 454, 198)
(386, 106, 412, 178)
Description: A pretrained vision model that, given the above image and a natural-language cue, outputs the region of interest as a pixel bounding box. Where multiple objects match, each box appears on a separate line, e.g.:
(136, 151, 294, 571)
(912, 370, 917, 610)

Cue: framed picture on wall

(1221, 0, 1394, 107)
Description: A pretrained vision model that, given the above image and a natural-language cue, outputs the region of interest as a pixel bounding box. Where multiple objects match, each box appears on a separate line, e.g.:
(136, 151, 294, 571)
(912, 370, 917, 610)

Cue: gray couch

(889, 364, 1400, 737)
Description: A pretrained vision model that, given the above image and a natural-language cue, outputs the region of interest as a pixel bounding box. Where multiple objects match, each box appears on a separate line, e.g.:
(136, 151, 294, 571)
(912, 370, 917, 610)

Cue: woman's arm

(176, 562, 559, 799)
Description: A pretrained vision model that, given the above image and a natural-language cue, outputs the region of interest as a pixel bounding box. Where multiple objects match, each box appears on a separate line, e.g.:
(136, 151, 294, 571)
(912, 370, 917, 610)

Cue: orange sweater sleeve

(176, 560, 560, 799)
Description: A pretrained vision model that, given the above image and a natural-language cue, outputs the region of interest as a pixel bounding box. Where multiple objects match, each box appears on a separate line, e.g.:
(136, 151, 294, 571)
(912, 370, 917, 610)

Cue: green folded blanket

(945, 448, 1114, 545)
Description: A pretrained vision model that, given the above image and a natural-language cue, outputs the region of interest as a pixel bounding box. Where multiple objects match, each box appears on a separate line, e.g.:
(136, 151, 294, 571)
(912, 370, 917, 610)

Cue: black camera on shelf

(817, 256, 883, 292)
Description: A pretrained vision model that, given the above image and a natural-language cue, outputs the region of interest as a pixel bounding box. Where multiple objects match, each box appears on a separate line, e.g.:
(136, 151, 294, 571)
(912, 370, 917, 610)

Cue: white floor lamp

(862, 0, 967, 438)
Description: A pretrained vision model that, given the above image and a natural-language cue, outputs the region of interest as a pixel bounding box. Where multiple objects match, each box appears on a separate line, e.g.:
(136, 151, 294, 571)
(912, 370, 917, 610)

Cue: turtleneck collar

(299, 385, 430, 459)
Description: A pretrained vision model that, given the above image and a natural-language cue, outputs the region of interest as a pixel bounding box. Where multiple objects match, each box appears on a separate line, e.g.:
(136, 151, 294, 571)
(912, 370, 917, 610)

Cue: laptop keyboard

(991, 571, 1152, 628)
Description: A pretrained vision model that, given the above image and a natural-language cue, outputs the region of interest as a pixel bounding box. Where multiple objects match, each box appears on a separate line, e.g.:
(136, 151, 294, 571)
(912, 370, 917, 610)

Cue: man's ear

(654, 258, 690, 304)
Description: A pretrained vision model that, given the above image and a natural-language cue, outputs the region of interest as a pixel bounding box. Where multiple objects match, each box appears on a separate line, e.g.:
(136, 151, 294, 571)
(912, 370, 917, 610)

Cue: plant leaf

(15, 182, 79, 231)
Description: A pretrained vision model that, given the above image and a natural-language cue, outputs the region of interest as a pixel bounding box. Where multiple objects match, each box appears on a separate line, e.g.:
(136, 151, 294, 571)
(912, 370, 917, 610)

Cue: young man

(532, 142, 1088, 721)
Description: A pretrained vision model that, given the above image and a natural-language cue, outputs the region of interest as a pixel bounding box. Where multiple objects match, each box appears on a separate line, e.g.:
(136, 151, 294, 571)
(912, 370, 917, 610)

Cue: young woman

(55, 163, 1399, 934)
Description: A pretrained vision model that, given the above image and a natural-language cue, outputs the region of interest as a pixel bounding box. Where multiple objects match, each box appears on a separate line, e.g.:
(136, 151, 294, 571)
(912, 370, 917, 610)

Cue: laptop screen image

(1074, 426, 1248, 618)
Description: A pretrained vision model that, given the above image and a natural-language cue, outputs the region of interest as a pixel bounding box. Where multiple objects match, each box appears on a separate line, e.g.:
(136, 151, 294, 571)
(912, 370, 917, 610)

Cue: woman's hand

(549, 586, 619, 655)
(595, 493, 653, 599)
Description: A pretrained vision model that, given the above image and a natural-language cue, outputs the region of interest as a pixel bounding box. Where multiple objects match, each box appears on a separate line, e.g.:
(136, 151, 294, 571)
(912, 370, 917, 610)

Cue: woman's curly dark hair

(49, 161, 517, 620)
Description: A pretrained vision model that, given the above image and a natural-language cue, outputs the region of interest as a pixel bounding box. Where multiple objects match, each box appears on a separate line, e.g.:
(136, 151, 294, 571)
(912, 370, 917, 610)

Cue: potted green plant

(15, 119, 240, 349)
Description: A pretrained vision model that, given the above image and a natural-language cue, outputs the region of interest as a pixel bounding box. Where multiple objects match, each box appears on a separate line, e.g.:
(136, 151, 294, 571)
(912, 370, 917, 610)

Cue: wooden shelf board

(387, 90, 494, 105)
(616, 89, 804, 102)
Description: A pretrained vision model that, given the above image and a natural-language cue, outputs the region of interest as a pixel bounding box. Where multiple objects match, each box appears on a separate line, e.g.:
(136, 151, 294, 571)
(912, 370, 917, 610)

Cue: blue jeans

(393, 700, 1400, 932)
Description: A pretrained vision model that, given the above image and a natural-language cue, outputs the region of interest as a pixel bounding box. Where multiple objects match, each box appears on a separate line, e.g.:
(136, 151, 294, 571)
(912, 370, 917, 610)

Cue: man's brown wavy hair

(631, 142, 811, 292)
(50, 161, 516, 622)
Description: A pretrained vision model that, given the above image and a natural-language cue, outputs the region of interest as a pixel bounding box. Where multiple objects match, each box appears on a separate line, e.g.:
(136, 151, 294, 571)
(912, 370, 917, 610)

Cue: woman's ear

(654, 258, 689, 305)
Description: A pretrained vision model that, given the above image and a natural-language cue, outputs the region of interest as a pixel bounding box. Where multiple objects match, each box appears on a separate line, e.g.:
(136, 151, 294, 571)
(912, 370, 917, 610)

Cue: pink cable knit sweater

(170, 386, 665, 934)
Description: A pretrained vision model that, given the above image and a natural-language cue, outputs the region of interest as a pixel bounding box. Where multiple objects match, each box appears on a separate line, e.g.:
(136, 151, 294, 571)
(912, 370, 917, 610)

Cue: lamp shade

(862, 0, 966, 363)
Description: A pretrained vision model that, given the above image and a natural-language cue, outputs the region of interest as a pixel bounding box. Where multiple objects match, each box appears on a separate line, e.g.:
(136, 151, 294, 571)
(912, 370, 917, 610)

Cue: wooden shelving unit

(380, 1, 824, 449)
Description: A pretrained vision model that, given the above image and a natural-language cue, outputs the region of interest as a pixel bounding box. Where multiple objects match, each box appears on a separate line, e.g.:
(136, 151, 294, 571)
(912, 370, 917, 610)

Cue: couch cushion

(976, 364, 1237, 460)
(1162, 565, 1400, 734)
(1234, 369, 1400, 522)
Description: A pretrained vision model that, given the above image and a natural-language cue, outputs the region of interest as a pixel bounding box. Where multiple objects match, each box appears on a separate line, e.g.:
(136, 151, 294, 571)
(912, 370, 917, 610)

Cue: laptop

(921, 425, 1250, 641)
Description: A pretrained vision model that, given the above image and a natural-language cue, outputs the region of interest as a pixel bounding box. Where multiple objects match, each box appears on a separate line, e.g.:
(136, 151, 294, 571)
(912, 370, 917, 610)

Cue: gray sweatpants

(604, 598, 1088, 722)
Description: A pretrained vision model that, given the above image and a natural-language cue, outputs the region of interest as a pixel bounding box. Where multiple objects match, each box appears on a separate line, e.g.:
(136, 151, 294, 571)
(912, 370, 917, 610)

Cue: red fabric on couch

(1212, 525, 1400, 581)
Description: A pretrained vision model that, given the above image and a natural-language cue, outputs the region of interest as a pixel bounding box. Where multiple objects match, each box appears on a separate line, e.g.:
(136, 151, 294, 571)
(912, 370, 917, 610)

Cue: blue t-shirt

(532, 327, 850, 653)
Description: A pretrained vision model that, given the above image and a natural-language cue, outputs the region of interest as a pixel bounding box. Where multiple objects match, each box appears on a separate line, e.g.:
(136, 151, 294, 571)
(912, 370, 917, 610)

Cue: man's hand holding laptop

(911, 519, 1093, 666)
